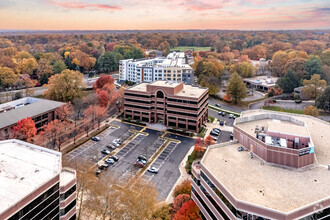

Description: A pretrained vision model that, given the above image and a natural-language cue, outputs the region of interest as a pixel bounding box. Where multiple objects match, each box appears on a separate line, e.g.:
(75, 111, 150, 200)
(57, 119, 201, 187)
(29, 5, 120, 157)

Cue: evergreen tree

(40, 74, 49, 85)
(276, 70, 301, 93)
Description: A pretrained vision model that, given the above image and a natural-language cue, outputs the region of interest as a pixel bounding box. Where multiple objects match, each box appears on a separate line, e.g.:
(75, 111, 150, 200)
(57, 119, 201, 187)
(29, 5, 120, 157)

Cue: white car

(105, 158, 115, 164)
(147, 167, 159, 174)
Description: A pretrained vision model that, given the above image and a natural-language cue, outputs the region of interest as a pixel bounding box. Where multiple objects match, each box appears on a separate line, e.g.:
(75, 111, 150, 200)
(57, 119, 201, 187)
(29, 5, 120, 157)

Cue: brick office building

(0, 139, 76, 220)
(0, 97, 65, 136)
(191, 110, 330, 220)
(124, 81, 208, 133)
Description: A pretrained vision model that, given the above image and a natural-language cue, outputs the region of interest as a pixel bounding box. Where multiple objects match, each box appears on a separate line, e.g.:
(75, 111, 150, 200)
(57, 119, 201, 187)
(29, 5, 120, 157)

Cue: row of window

(9, 183, 59, 220)
(192, 186, 217, 220)
(60, 185, 76, 201)
(60, 199, 76, 216)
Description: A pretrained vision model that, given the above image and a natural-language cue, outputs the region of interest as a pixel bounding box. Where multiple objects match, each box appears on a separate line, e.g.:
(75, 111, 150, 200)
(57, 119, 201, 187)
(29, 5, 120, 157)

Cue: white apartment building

(119, 52, 194, 84)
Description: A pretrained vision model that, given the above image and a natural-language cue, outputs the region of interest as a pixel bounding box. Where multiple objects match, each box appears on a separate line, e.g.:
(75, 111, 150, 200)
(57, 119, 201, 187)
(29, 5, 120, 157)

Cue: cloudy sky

(0, 0, 329, 30)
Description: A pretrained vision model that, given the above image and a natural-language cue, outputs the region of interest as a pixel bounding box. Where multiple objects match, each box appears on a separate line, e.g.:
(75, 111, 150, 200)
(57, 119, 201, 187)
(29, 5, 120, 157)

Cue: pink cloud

(48, 1, 122, 11)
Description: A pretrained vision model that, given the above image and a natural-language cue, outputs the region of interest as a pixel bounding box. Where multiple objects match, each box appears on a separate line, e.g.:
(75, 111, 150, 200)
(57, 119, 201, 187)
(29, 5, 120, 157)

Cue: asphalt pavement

(149, 133, 195, 200)
(209, 98, 245, 113)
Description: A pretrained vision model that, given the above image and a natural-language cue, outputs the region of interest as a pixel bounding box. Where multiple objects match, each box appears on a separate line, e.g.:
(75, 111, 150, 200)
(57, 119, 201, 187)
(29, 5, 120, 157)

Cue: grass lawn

(262, 106, 305, 114)
(171, 46, 211, 52)
(208, 116, 215, 123)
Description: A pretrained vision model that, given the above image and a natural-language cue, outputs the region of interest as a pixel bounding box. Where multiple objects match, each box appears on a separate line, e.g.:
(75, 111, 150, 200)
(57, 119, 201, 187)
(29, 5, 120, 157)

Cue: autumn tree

(304, 105, 319, 117)
(173, 200, 201, 220)
(315, 86, 330, 112)
(98, 90, 110, 108)
(302, 74, 327, 99)
(205, 135, 215, 146)
(0, 66, 18, 89)
(19, 58, 38, 75)
(44, 69, 85, 102)
(173, 179, 191, 198)
(56, 102, 74, 122)
(84, 105, 107, 129)
(173, 194, 191, 212)
(24, 78, 37, 97)
(231, 61, 255, 78)
(226, 72, 247, 104)
(93, 75, 114, 90)
(39, 119, 67, 151)
(12, 117, 37, 141)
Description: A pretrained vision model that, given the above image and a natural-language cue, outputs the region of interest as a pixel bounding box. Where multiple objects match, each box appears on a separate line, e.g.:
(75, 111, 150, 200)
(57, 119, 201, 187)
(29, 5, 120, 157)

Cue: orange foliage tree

(173, 194, 191, 212)
(205, 135, 215, 146)
(173, 179, 191, 198)
(98, 90, 110, 108)
(93, 75, 114, 91)
(12, 117, 37, 141)
(173, 200, 201, 220)
(39, 119, 67, 152)
(84, 105, 107, 129)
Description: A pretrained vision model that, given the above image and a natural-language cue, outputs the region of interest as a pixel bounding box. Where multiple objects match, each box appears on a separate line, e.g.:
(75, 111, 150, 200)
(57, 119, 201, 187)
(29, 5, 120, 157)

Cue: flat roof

(236, 119, 309, 138)
(60, 168, 76, 187)
(0, 139, 61, 214)
(240, 110, 330, 165)
(126, 81, 208, 98)
(203, 142, 330, 213)
(0, 98, 64, 129)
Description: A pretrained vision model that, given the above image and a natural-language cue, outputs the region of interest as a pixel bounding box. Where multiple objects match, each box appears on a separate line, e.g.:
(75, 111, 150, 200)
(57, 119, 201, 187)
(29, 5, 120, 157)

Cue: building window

(157, 91, 164, 98)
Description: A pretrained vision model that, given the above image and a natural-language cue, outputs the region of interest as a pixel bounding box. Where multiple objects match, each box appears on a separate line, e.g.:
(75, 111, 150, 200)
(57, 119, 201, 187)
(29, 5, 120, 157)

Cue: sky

(0, 0, 329, 30)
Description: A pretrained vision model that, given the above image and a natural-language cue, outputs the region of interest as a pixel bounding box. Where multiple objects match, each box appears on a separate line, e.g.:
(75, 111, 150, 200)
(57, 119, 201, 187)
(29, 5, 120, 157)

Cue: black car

(210, 131, 219, 136)
(221, 112, 226, 116)
(95, 170, 101, 176)
(91, 136, 100, 141)
(215, 104, 221, 107)
(99, 163, 109, 170)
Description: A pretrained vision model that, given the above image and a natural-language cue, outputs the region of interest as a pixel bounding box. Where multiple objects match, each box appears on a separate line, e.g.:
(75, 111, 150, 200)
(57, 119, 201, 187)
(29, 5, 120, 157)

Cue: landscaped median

(262, 106, 304, 114)
(209, 104, 241, 117)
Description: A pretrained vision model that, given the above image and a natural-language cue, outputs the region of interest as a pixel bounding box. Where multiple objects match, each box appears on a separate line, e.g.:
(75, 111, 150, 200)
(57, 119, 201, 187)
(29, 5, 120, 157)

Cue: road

(209, 98, 245, 113)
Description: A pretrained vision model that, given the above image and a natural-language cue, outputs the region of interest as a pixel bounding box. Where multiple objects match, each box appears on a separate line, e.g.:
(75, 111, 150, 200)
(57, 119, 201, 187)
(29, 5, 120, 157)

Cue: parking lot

(64, 120, 195, 200)
(208, 109, 236, 127)
(64, 121, 143, 163)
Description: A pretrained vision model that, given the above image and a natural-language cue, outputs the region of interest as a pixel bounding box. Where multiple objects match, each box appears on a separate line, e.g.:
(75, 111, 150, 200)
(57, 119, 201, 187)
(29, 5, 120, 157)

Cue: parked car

(112, 141, 120, 147)
(138, 155, 147, 161)
(220, 121, 224, 126)
(210, 131, 219, 136)
(213, 128, 221, 133)
(110, 155, 119, 161)
(101, 149, 110, 155)
(237, 146, 244, 152)
(107, 145, 116, 150)
(221, 112, 226, 116)
(218, 111, 223, 115)
(137, 159, 147, 165)
(210, 135, 218, 141)
(147, 167, 159, 174)
(91, 136, 100, 141)
(229, 114, 236, 119)
(105, 158, 115, 164)
(113, 139, 121, 144)
(95, 170, 102, 176)
(134, 161, 144, 168)
(215, 104, 221, 107)
(99, 163, 109, 170)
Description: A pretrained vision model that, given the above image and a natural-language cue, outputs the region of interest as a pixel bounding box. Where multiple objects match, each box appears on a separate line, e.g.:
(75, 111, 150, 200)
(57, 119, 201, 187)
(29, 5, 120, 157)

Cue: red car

(134, 161, 144, 168)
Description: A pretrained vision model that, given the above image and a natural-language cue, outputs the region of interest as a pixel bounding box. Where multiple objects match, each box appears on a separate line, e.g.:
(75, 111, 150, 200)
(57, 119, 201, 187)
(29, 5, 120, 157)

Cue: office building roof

(126, 81, 208, 98)
(0, 139, 61, 214)
(202, 142, 330, 213)
(0, 97, 64, 129)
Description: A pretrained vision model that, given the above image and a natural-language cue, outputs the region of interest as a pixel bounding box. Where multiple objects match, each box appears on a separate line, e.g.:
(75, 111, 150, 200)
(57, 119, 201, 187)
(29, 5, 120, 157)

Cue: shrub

(173, 194, 191, 212)
(173, 179, 191, 198)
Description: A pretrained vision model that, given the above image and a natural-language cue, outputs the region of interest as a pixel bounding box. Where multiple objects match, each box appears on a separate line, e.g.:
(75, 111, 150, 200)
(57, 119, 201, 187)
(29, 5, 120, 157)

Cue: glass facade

(8, 183, 60, 220)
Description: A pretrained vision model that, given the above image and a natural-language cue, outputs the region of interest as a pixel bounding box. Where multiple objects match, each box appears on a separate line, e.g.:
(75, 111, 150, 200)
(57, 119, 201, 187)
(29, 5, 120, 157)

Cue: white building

(119, 52, 194, 84)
